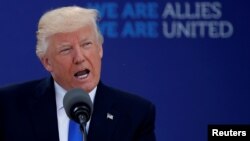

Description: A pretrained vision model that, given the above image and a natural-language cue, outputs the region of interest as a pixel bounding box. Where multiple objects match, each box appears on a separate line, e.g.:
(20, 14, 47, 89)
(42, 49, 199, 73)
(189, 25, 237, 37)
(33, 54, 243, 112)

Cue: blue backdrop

(0, 0, 249, 141)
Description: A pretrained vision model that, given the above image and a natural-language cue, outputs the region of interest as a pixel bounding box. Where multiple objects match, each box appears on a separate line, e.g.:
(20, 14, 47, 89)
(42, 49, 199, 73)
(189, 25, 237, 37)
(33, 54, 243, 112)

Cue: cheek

(93, 56, 102, 71)
(52, 57, 72, 71)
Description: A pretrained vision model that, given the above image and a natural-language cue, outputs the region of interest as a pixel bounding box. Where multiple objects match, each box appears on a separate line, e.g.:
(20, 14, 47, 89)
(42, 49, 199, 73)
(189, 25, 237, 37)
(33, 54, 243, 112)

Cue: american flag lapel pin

(107, 113, 114, 120)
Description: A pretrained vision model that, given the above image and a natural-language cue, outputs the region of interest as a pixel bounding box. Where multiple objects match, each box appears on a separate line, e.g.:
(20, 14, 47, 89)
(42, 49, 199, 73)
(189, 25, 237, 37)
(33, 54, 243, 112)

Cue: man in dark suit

(0, 6, 156, 141)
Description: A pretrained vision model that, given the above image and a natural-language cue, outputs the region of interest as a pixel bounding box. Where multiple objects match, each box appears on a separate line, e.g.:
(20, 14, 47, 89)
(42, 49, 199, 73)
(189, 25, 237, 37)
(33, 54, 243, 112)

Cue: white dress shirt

(55, 81, 96, 141)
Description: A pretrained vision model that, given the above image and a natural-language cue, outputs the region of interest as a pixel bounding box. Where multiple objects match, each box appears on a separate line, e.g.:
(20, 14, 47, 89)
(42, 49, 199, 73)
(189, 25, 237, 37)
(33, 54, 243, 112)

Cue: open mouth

(74, 69, 90, 79)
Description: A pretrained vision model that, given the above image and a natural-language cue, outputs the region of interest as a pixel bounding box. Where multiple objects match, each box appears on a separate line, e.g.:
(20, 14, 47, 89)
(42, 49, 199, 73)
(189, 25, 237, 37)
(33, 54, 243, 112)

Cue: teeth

(74, 69, 90, 80)
(77, 74, 88, 79)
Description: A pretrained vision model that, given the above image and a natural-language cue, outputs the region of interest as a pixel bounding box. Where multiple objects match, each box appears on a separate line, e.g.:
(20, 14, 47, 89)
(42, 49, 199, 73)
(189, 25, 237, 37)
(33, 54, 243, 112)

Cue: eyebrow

(79, 38, 92, 43)
(57, 43, 72, 49)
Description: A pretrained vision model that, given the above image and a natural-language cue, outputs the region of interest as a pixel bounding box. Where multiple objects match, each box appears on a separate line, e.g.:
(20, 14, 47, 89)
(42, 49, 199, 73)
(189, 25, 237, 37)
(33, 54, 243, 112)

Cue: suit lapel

(29, 78, 59, 141)
(88, 82, 119, 141)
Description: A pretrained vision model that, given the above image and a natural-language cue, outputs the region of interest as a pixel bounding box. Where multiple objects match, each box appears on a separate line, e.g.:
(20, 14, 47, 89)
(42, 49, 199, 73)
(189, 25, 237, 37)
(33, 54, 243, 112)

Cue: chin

(74, 79, 99, 92)
(77, 84, 95, 93)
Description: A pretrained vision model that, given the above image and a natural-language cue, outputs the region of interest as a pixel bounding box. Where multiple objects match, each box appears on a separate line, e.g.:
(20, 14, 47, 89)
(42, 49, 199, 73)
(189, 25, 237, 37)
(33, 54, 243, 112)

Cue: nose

(73, 46, 85, 65)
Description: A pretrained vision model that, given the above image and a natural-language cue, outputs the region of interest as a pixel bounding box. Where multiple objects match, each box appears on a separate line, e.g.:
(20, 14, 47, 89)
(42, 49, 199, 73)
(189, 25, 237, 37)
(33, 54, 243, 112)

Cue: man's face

(41, 26, 103, 93)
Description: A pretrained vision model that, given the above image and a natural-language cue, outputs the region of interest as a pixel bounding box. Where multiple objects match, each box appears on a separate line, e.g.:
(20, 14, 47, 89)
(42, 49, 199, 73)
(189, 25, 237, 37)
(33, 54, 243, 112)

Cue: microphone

(63, 88, 93, 141)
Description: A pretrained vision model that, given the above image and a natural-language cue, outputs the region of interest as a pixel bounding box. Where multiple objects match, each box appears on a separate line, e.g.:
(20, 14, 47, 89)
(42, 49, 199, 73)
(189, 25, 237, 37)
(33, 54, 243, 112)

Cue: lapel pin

(107, 113, 114, 120)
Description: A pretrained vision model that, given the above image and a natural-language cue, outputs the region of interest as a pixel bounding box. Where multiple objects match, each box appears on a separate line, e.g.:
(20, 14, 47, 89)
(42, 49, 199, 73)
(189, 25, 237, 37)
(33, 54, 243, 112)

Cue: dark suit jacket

(0, 77, 156, 141)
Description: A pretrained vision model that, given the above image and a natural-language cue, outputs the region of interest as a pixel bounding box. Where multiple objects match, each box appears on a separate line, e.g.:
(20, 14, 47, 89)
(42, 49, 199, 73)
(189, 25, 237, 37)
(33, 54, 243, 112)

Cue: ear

(40, 56, 53, 72)
(98, 45, 103, 59)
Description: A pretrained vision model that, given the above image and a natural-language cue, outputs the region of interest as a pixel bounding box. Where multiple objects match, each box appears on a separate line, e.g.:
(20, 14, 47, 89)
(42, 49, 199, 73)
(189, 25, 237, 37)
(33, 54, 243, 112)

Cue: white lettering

(162, 21, 234, 38)
(212, 129, 247, 136)
(162, 2, 222, 20)
(212, 129, 219, 136)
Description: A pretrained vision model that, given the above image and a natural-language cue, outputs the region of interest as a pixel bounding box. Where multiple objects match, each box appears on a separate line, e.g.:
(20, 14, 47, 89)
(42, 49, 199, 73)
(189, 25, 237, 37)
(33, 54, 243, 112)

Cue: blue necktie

(68, 120, 83, 141)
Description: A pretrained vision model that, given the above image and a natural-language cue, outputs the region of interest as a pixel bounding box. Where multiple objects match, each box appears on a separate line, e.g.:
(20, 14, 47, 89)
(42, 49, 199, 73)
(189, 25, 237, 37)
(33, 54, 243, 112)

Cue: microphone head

(63, 88, 93, 124)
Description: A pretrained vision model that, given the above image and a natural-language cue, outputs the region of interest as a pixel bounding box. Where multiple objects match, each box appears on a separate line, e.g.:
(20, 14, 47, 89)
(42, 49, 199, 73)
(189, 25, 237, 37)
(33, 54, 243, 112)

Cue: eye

(81, 42, 92, 48)
(59, 46, 72, 55)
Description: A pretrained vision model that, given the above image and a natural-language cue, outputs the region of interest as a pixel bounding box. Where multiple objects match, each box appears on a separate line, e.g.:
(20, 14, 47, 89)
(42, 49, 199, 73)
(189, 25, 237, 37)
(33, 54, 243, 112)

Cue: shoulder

(98, 82, 155, 116)
(112, 86, 153, 107)
(0, 77, 50, 98)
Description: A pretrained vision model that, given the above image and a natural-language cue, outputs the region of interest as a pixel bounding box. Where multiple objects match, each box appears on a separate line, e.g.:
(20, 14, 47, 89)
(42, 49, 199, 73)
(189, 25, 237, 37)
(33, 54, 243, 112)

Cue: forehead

(48, 25, 96, 43)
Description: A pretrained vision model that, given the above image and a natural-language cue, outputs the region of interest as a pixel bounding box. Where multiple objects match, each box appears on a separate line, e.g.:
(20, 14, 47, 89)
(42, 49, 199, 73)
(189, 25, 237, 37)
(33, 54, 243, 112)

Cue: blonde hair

(36, 6, 104, 58)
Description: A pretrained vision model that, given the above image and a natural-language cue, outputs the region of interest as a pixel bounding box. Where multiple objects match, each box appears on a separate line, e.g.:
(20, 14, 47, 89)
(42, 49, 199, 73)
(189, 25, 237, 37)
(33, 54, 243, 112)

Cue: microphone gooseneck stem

(78, 114, 88, 141)
(82, 124, 88, 141)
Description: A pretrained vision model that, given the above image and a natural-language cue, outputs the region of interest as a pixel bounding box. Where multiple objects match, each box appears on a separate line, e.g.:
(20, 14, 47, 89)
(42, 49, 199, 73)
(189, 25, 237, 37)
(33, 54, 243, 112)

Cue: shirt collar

(54, 81, 97, 111)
